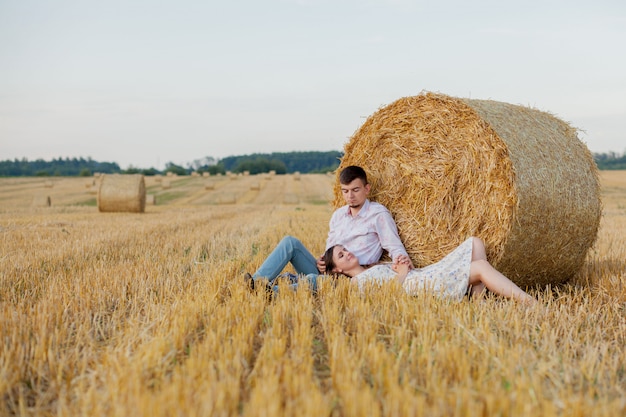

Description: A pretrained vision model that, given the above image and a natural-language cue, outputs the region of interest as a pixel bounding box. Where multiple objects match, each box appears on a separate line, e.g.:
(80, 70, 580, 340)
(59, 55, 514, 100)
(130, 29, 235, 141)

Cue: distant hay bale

(44, 180, 54, 188)
(97, 174, 146, 213)
(85, 179, 95, 188)
(191, 171, 199, 177)
(283, 193, 299, 204)
(204, 181, 215, 190)
(217, 194, 237, 204)
(32, 194, 51, 207)
(333, 92, 601, 287)
(269, 170, 276, 176)
(161, 179, 171, 189)
(264, 174, 272, 180)
(243, 170, 250, 176)
(293, 172, 301, 181)
(86, 186, 98, 195)
(145, 194, 156, 205)
(154, 175, 163, 183)
(202, 172, 210, 177)
(250, 182, 261, 190)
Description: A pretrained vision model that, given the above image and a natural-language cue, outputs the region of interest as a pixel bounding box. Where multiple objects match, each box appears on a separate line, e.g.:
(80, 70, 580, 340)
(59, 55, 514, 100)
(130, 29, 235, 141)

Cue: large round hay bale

(145, 194, 156, 205)
(217, 194, 237, 204)
(98, 174, 146, 213)
(333, 92, 601, 287)
(32, 194, 51, 207)
(283, 193, 299, 204)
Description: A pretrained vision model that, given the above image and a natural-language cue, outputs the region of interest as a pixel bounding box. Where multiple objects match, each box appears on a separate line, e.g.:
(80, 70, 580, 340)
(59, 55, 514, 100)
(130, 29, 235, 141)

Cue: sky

(1, 0, 625, 170)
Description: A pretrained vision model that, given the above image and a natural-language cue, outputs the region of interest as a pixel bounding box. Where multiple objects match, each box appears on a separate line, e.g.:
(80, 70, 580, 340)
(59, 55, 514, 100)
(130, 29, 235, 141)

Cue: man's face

(340, 178, 370, 209)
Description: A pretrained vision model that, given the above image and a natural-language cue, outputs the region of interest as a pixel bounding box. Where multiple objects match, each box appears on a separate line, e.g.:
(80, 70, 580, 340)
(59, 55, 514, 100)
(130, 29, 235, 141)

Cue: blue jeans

(253, 236, 321, 292)
(267, 272, 321, 293)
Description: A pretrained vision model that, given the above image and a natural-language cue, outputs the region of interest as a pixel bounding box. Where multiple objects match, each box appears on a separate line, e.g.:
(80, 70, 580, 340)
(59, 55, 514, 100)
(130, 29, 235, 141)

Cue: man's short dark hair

(339, 165, 368, 185)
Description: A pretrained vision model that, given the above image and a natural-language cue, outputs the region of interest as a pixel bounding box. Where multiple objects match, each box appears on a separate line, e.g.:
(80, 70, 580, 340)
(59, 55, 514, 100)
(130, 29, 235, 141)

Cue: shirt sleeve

(325, 209, 340, 251)
(374, 209, 409, 261)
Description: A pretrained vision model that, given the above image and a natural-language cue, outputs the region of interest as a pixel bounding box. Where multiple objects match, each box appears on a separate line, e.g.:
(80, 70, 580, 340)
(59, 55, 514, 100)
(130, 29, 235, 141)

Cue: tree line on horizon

(1, 150, 624, 177)
(0, 151, 343, 177)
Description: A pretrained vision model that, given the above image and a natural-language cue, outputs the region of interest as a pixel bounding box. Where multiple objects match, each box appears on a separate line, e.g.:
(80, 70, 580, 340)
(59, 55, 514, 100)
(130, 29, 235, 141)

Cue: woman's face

(331, 245, 359, 273)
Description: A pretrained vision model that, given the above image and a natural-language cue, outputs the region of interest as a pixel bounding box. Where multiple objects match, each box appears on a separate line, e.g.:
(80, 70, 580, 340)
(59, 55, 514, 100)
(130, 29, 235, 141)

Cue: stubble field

(1, 172, 625, 416)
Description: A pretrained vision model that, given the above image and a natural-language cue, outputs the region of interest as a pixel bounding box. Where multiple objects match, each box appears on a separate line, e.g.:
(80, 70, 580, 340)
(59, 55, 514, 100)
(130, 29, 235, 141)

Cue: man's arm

(374, 210, 413, 267)
(325, 209, 340, 251)
(319, 209, 342, 274)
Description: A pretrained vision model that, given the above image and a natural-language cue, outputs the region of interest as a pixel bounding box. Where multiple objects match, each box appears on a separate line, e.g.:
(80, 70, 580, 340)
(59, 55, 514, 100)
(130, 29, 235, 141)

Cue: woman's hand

(392, 262, 409, 275)
(391, 260, 409, 285)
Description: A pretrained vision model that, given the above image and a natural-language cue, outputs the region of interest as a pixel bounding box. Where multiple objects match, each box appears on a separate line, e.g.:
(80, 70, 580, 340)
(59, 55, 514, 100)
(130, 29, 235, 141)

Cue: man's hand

(394, 254, 414, 269)
(317, 256, 326, 274)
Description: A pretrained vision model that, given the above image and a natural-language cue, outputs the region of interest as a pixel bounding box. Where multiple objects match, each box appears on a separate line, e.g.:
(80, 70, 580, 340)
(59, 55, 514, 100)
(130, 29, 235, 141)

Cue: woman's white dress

(353, 237, 474, 301)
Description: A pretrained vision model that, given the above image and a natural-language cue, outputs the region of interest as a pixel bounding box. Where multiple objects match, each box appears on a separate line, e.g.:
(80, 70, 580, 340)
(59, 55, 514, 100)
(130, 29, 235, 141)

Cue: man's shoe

(264, 281, 274, 301)
(244, 272, 255, 290)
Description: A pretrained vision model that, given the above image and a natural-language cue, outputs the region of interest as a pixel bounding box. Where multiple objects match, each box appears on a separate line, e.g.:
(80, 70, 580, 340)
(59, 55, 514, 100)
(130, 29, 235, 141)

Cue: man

(324, 165, 411, 270)
(246, 165, 411, 291)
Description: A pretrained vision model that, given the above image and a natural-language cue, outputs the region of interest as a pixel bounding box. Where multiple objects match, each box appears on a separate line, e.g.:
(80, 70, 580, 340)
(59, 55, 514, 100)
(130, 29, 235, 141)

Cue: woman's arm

(391, 262, 409, 286)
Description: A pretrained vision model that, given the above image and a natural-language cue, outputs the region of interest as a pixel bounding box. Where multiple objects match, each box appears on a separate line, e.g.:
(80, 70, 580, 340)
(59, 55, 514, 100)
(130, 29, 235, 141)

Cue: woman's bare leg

(469, 238, 535, 305)
(468, 238, 487, 297)
(469, 282, 487, 298)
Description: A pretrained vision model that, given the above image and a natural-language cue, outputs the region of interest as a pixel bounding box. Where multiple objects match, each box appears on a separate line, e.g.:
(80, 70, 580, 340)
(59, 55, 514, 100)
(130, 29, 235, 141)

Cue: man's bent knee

(281, 235, 300, 248)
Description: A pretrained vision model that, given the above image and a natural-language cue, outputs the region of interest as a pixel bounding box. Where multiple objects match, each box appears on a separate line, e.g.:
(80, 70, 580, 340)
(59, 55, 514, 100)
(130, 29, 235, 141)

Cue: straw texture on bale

(145, 194, 156, 205)
(333, 92, 601, 287)
(98, 174, 146, 213)
(204, 182, 215, 190)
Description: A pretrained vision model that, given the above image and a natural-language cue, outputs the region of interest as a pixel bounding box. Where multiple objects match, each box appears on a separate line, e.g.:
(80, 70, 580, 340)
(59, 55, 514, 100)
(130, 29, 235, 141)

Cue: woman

(323, 237, 536, 305)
